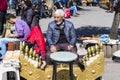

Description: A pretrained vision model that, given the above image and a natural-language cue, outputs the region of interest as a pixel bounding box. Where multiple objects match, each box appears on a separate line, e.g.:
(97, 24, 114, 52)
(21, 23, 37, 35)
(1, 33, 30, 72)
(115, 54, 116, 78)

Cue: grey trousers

(46, 43, 77, 65)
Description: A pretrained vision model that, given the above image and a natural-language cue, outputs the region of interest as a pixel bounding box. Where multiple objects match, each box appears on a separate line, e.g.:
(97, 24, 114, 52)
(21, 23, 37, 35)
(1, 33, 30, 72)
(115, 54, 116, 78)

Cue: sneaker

(76, 13, 80, 15)
(73, 15, 78, 17)
(106, 10, 113, 13)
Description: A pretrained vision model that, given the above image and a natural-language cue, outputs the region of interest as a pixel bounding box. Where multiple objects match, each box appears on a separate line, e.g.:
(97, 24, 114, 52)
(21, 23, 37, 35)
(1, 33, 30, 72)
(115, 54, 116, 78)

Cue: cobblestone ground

(8, 6, 120, 80)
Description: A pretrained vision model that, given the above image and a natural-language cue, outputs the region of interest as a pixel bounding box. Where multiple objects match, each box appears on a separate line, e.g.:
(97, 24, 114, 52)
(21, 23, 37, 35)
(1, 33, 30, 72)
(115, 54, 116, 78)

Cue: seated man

(66, 0, 79, 17)
(5, 13, 30, 41)
(46, 9, 77, 64)
(0, 13, 30, 59)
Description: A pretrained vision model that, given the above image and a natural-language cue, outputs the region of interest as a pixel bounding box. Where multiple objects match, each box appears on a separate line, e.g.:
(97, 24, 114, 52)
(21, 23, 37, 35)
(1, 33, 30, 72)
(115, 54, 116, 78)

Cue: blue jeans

(69, 6, 78, 15)
(40, 5, 45, 17)
(0, 38, 19, 59)
(32, 0, 38, 3)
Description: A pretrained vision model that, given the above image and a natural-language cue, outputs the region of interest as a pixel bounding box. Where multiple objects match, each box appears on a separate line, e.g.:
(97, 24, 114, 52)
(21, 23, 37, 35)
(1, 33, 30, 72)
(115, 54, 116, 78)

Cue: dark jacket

(54, 1, 63, 9)
(21, 8, 34, 28)
(114, 0, 120, 12)
(46, 20, 77, 47)
(31, 14, 39, 29)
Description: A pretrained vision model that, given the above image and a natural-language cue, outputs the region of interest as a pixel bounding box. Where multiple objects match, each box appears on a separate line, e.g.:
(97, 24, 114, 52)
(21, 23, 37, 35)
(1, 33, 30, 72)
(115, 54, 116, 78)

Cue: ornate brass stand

(20, 42, 104, 80)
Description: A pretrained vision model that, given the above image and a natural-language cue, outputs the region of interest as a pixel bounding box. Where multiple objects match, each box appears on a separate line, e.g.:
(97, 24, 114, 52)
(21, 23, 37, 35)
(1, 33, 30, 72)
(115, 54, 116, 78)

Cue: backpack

(64, 9, 71, 18)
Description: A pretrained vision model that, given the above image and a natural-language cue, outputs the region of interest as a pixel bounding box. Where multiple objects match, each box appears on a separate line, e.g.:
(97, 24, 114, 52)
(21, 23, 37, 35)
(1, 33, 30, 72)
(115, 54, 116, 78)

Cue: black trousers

(0, 11, 6, 35)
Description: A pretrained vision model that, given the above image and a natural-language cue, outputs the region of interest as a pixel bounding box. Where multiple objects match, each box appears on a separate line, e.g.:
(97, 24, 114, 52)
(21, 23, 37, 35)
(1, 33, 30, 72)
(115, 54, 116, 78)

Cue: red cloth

(0, 0, 7, 11)
(64, 9, 71, 18)
(26, 26, 46, 60)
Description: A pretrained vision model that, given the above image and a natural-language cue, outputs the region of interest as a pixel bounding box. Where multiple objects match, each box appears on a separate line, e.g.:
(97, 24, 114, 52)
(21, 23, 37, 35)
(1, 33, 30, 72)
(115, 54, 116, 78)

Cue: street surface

(39, 6, 115, 33)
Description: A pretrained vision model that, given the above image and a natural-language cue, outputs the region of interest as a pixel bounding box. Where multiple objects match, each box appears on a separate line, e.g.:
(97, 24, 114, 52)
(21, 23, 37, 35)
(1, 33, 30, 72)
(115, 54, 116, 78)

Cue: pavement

(8, 6, 120, 80)
(39, 6, 115, 33)
(104, 58, 120, 80)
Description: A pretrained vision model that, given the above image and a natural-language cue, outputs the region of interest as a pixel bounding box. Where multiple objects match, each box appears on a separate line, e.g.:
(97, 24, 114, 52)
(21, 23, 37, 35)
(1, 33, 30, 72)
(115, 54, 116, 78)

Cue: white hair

(54, 9, 65, 17)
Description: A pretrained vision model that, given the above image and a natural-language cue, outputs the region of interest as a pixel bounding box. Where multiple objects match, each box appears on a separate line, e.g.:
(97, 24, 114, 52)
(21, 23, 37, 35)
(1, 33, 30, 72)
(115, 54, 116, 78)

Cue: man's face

(23, 3, 27, 9)
(54, 14, 64, 23)
(7, 18, 15, 24)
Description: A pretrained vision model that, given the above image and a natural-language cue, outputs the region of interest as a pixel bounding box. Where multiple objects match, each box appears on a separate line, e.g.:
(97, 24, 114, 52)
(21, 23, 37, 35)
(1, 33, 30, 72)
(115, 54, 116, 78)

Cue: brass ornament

(95, 45, 99, 55)
(29, 71, 32, 75)
(98, 41, 103, 52)
(91, 46, 95, 56)
(87, 47, 92, 58)
(91, 70, 96, 74)
(47, 75, 51, 79)
(25, 46, 29, 56)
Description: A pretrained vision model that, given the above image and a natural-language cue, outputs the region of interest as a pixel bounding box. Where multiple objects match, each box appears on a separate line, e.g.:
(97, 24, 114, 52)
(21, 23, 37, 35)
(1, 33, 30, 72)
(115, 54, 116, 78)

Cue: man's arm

(69, 24, 77, 46)
(46, 24, 54, 46)
(7, 33, 19, 38)
(13, 20, 25, 38)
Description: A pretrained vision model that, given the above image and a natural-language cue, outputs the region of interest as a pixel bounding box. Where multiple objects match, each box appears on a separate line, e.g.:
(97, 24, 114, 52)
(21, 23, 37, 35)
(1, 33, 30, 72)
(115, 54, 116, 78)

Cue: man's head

(23, 0, 32, 9)
(5, 13, 16, 24)
(54, 9, 65, 24)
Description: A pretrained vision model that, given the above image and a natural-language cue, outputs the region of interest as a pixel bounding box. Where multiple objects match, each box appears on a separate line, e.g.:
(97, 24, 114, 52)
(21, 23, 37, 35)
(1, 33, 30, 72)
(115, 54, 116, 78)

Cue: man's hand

(6, 33, 19, 38)
(6, 34, 12, 38)
(68, 45, 74, 50)
(50, 45, 57, 52)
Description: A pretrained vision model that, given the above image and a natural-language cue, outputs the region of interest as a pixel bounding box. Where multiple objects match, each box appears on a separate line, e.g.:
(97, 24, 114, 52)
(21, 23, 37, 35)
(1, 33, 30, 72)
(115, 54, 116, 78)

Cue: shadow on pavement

(43, 25, 120, 42)
(76, 25, 110, 37)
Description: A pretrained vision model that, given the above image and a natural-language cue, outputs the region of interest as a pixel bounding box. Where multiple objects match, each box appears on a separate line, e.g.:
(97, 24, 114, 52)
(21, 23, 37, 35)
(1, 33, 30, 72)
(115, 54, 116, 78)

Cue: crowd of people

(7, 0, 81, 18)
